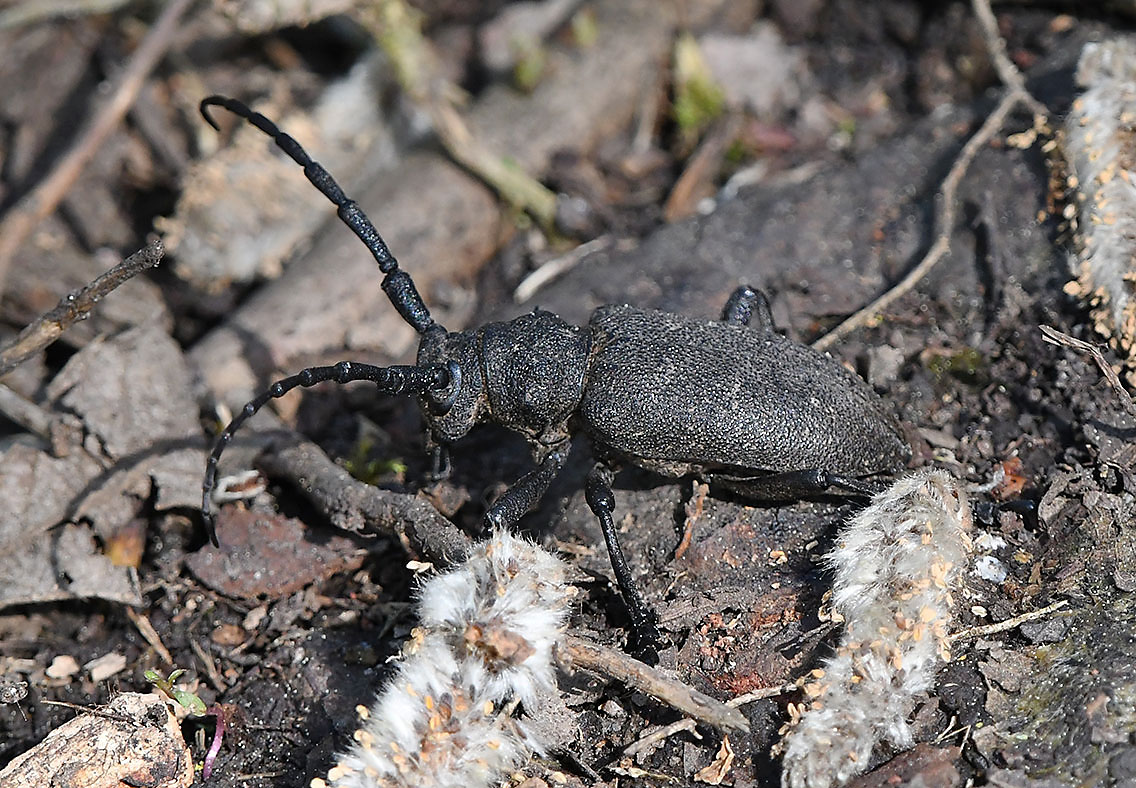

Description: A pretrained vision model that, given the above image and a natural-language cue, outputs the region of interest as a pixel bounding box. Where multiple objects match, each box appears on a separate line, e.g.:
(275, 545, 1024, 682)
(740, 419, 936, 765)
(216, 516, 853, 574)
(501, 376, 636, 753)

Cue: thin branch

(970, 0, 1049, 119)
(949, 599, 1069, 643)
(513, 235, 612, 303)
(813, 92, 1020, 352)
(124, 606, 174, 667)
(727, 681, 801, 706)
(0, 0, 192, 296)
(811, 0, 1049, 353)
(0, 383, 53, 440)
(561, 635, 749, 733)
(190, 638, 227, 694)
(621, 718, 699, 759)
(1040, 325, 1136, 418)
(258, 438, 474, 565)
(0, 238, 164, 377)
(40, 699, 135, 724)
(673, 479, 708, 562)
(0, 0, 130, 31)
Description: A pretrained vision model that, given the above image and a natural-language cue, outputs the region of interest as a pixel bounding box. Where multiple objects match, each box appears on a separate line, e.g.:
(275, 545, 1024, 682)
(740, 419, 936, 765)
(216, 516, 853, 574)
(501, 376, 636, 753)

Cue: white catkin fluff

(1065, 38, 1136, 361)
(315, 529, 572, 788)
(780, 469, 973, 788)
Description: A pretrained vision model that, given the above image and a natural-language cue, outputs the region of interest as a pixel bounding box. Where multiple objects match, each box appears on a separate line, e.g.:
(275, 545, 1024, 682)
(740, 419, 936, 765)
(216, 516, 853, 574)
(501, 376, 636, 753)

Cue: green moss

(344, 436, 407, 485)
(924, 346, 987, 385)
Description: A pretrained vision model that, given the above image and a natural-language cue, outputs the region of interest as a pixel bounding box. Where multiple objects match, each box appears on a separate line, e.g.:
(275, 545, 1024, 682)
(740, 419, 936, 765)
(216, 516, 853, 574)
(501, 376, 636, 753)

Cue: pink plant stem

(202, 704, 225, 780)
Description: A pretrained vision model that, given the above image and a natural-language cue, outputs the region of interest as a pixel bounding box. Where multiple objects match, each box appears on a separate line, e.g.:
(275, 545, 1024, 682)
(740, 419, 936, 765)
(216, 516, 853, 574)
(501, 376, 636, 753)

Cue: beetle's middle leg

(585, 463, 663, 662)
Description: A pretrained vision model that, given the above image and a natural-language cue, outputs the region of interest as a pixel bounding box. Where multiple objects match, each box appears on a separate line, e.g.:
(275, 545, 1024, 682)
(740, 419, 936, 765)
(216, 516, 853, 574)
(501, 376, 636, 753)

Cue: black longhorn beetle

(199, 95, 911, 656)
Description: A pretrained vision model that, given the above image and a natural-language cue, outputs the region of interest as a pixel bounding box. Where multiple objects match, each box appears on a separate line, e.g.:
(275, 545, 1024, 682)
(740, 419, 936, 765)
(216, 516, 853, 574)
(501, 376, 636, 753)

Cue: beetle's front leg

(585, 464, 663, 663)
(482, 446, 569, 530)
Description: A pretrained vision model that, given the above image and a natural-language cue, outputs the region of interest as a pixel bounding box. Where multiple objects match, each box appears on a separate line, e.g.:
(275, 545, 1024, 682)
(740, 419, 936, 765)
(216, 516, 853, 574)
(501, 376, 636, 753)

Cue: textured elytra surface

(581, 305, 909, 477)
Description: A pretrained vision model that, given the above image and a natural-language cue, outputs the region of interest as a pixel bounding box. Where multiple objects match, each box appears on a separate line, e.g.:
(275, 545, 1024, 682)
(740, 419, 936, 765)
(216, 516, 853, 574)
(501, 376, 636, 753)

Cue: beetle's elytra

(199, 95, 910, 658)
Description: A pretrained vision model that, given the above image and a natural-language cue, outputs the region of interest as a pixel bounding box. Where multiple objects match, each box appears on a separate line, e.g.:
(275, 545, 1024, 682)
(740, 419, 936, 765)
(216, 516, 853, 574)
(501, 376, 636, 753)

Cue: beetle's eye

(427, 361, 461, 414)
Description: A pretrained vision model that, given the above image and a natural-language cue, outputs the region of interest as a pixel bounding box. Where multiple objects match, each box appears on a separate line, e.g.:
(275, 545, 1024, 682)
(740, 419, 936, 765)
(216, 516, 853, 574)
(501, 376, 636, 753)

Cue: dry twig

(259, 438, 473, 565)
(0, 238, 164, 377)
(673, 480, 708, 562)
(513, 235, 612, 303)
(0, 0, 129, 31)
(728, 681, 802, 706)
(1040, 325, 1136, 417)
(561, 635, 749, 733)
(190, 638, 227, 694)
(0, 0, 190, 296)
(0, 383, 53, 440)
(970, 0, 1049, 119)
(124, 607, 173, 667)
(949, 599, 1070, 643)
(812, 0, 1049, 353)
(621, 718, 700, 760)
(360, 0, 558, 228)
(40, 699, 135, 723)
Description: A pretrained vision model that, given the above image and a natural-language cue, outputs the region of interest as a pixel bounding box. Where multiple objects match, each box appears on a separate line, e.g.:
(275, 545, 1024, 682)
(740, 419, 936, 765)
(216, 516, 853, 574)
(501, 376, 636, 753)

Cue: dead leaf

(694, 735, 734, 784)
(0, 322, 203, 610)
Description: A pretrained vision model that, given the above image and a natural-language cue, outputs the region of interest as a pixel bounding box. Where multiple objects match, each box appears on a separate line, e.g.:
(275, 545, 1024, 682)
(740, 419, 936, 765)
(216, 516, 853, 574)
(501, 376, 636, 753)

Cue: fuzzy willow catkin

(779, 469, 973, 788)
(1065, 38, 1136, 366)
(313, 529, 572, 788)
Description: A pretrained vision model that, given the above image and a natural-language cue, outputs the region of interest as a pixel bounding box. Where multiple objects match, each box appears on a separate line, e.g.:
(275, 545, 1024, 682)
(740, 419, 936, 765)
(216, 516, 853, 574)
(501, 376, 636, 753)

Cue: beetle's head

(416, 327, 486, 443)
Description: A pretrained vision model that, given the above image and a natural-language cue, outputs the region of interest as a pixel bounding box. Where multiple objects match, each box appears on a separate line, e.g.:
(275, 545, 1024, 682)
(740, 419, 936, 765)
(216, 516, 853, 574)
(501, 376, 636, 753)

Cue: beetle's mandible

(198, 96, 911, 657)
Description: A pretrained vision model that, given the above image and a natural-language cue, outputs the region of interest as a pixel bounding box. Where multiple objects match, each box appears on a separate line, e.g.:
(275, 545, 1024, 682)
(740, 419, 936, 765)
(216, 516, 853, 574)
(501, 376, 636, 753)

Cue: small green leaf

(166, 668, 186, 684)
(172, 689, 208, 716)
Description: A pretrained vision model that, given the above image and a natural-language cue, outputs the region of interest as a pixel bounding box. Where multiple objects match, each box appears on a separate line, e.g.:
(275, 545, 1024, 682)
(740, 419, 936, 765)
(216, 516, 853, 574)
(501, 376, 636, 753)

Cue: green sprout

(145, 668, 206, 715)
(570, 8, 598, 48)
(146, 667, 227, 779)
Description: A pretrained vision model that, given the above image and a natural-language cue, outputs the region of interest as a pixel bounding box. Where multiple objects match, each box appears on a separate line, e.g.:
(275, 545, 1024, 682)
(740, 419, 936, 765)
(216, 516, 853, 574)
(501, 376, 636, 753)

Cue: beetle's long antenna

(202, 361, 451, 546)
(199, 95, 443, 336)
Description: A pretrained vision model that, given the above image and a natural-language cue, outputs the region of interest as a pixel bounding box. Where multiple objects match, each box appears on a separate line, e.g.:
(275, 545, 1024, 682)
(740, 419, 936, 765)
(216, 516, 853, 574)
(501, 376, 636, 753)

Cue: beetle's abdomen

(579, 305, 908, 477)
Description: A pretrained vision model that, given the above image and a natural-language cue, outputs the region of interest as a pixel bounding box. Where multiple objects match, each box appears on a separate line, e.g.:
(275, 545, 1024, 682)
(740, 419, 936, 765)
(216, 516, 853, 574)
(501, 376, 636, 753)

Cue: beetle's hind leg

(720, 285, 774, 333)
(717, 468, 886, 502)
(585, 463, 664, 663)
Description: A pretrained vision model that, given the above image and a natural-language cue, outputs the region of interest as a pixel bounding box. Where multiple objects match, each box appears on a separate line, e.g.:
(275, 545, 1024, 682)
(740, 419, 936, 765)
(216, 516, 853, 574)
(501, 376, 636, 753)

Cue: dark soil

(3, 1, 1136, 787)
